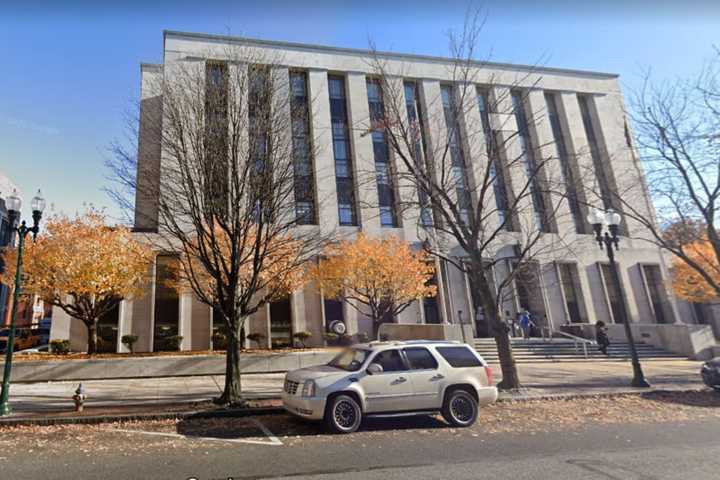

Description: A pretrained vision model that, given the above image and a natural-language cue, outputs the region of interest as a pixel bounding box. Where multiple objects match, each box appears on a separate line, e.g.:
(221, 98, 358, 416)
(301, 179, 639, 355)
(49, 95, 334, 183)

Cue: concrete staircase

(474, 337, 688, 364)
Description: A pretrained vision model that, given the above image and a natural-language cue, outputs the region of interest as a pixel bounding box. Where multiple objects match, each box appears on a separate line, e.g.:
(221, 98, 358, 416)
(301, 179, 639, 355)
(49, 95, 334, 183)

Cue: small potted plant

(121, 334, 139, 353)
(246, 332, 266, 348)
(293, 331, 312, 348)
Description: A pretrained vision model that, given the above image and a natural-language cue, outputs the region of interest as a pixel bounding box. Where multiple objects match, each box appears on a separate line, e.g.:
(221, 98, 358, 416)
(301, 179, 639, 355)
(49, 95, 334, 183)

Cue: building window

(290, 72, 317, 225)
(249, 66, 273, 223)
(512, 91, 550, 232)
(557, 262, 585, 323)
(367, 79, 399, 227)
(205, 62, 229, 218)
(441, 85, 472, 226)
(328, 76, 358, 226)
(641, 264, 671, 324)
(578, 95, 614, 211)
(154, 254, 180, 351)
(404, 81, 433, 227)
(545, 92, 586, 234)
(599, 263, 625, 323)
(477, 89, 513, 231)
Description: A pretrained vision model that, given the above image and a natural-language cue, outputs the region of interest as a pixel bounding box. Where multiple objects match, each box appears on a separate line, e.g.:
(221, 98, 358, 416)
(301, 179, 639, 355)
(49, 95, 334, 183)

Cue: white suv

(282, 340, 498, 433)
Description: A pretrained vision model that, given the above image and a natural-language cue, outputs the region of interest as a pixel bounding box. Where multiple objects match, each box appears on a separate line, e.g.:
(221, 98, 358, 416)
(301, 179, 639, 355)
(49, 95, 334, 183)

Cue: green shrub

(323, 332, 339, 345)
(356, 332, 370, 343)
(50, 339, 70, 355)
(246, 333, 266, 347)
(160, 335, 183, 351)
(121, 334, 139, 353)
(293, 331, 312, 348)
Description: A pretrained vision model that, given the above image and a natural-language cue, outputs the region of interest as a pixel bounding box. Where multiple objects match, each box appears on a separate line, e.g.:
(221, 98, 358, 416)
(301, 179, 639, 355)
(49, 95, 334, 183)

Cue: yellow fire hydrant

(72, 384, 86, 412)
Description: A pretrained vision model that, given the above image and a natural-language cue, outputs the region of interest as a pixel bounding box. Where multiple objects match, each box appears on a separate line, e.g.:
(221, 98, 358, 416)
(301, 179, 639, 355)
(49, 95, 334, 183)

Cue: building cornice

(162, 29, 620, 80)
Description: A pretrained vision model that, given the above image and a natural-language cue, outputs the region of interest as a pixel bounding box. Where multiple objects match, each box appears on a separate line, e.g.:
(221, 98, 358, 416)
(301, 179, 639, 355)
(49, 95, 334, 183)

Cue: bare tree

(108, 45, 325, 405)
(611, 48, 720, 297)
(365, 11, 575, 390)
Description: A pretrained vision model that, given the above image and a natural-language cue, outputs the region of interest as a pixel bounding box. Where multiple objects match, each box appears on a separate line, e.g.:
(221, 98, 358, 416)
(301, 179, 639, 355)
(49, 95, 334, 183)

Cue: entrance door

(269, 297, 292, 348)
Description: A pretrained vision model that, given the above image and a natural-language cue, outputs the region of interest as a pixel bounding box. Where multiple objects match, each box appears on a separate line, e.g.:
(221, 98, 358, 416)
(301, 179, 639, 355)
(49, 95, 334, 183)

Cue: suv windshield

(328, 348, 370, 372)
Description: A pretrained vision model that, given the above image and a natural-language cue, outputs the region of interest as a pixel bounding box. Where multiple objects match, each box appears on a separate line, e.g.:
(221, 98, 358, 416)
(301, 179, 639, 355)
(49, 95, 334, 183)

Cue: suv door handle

(393, 376, 407, 384)
(430, 374, 445, 381)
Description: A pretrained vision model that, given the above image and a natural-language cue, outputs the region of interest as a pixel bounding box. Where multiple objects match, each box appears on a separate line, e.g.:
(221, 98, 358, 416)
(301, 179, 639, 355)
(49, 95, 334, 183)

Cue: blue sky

(0, 1, 718, 223)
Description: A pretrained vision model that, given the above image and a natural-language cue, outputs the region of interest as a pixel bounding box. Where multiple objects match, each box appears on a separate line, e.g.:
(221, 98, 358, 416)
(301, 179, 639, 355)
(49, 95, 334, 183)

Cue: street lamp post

(0, 189, 46, 416)
(587, 208, 650, 388)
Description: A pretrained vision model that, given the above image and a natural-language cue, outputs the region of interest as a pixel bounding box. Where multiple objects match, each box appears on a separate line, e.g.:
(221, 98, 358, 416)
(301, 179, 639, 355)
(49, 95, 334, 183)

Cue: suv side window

(436, 346, 483, 367)
(403, 347, 438, 370)
(372, 349, 407, 372)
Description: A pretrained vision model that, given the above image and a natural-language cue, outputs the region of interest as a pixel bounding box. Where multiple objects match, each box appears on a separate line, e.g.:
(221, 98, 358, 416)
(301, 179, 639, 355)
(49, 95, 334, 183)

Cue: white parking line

(115, 418, 283, 446)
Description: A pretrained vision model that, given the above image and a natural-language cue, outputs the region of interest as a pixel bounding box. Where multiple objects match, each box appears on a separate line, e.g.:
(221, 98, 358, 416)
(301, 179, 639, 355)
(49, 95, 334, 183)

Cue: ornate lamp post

(587, 208, 650, 388)
(0, 189, 46, 416)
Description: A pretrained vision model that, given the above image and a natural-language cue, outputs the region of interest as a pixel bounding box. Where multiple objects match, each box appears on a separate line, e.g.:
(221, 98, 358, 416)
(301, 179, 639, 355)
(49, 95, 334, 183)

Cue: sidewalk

(1, 359, 706, 421)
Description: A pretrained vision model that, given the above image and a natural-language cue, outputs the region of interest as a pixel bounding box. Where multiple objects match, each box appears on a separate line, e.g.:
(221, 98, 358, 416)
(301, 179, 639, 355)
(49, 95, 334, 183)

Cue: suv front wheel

(442, 388, 478, 427)
(324, 394, 362, 434)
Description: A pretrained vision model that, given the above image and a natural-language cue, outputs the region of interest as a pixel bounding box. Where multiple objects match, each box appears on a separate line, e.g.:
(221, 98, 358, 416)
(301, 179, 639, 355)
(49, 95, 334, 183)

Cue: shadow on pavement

(640, 390, 720, 407)
(175, 413, 450, 440)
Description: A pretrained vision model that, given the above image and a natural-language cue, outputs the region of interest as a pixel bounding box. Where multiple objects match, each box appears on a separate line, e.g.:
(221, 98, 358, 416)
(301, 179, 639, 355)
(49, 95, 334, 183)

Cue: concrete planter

(2, 350, 337, 383)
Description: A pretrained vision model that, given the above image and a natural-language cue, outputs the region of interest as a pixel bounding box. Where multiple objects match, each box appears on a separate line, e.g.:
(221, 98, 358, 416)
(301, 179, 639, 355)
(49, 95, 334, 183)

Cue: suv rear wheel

(324, 394, 362, 434)
(442, 388, 478, 427)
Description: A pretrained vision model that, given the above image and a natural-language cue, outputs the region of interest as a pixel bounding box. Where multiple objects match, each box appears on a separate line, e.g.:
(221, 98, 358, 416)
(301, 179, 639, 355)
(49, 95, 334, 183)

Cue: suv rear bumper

(477, 386, 498, 406)
(282, 392, 326, 420)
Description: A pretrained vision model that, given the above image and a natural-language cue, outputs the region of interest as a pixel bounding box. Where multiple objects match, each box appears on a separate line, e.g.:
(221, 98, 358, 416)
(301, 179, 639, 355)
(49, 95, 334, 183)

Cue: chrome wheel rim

(450, 395, 474, 424)
(334, 400, 357, 429)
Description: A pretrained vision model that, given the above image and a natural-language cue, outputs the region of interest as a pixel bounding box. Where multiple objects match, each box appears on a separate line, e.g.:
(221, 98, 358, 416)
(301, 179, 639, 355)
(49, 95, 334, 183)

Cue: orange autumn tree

(313, 234, 436, 337)
(0, 211, 153, 354)
(671, 237, 720, 303)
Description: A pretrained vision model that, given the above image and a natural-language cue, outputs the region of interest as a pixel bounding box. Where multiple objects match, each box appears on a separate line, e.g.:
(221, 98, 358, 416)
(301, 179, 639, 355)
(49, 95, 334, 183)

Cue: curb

(0, 388, 710, 428)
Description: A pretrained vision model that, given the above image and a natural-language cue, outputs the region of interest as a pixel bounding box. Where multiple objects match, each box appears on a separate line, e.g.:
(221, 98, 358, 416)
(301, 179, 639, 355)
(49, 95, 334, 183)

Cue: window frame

(402, 347, 439, 371)
(368, 348, 410, 373)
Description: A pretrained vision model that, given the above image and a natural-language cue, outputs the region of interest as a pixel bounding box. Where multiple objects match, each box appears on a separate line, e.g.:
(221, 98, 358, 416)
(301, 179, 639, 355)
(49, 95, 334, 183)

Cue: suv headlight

(302, 380, 316, 397)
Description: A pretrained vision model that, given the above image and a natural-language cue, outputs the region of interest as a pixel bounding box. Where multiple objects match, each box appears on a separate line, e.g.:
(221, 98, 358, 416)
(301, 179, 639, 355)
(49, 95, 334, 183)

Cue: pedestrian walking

(595, 320, 610, 355)
(519, 310, 532, 339)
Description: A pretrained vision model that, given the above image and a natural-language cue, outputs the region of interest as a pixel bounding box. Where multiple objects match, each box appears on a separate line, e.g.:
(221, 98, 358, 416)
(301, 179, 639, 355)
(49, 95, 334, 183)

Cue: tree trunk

(217, 316, 244, 406)
(468, 266, 520, 390)
(87, 319, 98, 355)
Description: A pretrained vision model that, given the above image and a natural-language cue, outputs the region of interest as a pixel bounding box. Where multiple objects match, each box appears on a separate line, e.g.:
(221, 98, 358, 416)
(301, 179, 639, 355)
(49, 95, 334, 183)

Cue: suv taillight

(484, 365, 493, 385)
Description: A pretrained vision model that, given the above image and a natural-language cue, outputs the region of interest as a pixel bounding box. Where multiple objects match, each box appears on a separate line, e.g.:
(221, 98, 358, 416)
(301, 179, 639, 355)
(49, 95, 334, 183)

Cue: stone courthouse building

(53, 30, 704, 353)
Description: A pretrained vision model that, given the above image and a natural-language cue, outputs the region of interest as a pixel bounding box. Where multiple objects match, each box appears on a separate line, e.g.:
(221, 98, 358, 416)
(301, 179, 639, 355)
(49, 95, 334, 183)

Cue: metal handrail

(540, 327, 595, 359)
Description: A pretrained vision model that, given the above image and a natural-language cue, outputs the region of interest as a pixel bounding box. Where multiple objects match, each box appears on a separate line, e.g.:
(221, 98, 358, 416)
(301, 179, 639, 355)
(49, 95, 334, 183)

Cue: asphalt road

(2, 393, 719, 479)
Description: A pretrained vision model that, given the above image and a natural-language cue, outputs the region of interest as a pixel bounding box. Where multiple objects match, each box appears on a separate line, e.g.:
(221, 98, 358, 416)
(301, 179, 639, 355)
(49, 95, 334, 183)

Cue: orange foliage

(312, 234, 436, 323)
(1, 211, 153, 304)
(671, 237, 720, 302)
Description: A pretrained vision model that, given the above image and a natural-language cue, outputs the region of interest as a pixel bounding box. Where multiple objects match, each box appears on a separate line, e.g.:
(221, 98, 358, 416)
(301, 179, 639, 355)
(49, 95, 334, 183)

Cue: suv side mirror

(367, 363, 383, 375)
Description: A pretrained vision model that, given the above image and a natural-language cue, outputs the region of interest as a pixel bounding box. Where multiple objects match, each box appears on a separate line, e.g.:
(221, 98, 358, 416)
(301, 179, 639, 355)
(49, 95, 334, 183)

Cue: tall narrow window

(367, 79, 398, 227)
(642, 264, 670, 324)
(404, 81, 433, 227)
(578, 95, 613, 211)
(477, 89, 512, 230)
(600, 263, 624, 323)
(558, 262, 585, 323)
(205, 62, 229, 218)
(249, 66, 272, 223)
(545, 92, 586, 234)
(441, 85, 472, 226)
(290, 72, 317, 225)
(328, 76, 358, 226)
(512, 91, 549, 232)
(154, 254, 180, 351)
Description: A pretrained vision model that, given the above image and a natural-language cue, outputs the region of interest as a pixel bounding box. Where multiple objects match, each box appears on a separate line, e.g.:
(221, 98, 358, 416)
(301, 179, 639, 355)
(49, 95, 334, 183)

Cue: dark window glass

(578, 95, 614, 212)
(404, 81, 433, 226)
(372, 349, 407, 372)
(154, 255, 180, 352)
(600, 263, 625, 323)
(478, 89, 513, 231)
(643, 264, 669, 324)
(558, 263, 584, 323)
(436, 346, 483, 368)
(290, 71, 317, 225)
(545, 92, 585, 234)
(512, 91, 549, 232)
(404, 347, 438, 370)
(367, 78, 398, 227)
(441, 85, 472, 225)
(328, 76, 357, 226)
